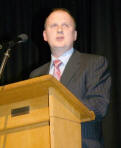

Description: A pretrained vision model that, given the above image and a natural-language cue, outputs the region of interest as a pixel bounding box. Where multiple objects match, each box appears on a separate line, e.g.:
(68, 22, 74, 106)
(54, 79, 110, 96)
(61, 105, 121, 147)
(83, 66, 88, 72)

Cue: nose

(57, 25, 63, 34)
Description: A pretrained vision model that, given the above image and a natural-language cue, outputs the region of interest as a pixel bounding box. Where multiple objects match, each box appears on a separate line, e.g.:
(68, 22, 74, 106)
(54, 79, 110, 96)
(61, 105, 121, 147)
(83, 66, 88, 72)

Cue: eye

(50, 24, 58, 28)
(62, 23, 70, 28)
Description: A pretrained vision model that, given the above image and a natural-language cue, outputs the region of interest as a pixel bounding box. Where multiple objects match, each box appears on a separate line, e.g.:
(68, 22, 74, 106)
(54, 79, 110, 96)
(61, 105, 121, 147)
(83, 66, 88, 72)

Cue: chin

(54, 47, 67, 50)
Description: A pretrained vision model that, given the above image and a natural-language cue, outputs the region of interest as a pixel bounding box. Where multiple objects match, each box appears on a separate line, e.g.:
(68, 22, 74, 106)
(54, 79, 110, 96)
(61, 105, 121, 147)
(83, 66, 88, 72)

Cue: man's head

(43, 8, 77, 57)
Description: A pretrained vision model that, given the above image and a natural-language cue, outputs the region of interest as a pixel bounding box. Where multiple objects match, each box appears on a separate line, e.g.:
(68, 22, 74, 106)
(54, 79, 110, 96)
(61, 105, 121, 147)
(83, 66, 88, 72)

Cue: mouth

(56, 36, 64, 41)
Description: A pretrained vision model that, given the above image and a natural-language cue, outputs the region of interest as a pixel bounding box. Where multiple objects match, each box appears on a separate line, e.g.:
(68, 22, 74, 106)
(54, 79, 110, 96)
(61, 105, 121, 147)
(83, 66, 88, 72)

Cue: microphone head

(17, 33, 28, 43)
(0, 33, 28, 49)
(8, 33, 28, 48)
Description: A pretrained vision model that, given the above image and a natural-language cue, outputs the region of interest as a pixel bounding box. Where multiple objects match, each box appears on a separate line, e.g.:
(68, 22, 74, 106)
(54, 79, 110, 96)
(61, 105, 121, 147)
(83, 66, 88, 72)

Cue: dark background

(0, 0, 120, 147)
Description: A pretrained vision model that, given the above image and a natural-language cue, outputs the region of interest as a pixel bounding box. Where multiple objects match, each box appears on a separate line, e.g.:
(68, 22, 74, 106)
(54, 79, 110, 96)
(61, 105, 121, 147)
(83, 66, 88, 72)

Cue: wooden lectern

(0, 75, 95, 148)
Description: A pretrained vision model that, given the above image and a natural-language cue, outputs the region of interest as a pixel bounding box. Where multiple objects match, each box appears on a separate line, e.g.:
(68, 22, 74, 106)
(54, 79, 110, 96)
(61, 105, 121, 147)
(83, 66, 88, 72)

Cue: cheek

(47, 31, 56, 39)
(43, 29, 55, 41)
(66, 32, 76, 41)
(45, 33, 56, 45)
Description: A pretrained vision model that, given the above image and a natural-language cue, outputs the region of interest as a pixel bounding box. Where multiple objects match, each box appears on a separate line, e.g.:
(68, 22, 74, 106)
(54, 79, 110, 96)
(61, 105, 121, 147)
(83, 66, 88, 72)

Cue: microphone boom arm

(0, 48, 11, 80)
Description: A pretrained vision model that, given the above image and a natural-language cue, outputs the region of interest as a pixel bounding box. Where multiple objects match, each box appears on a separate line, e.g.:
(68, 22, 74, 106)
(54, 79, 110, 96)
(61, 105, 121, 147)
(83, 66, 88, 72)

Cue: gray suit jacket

(30, 50, 111, 148)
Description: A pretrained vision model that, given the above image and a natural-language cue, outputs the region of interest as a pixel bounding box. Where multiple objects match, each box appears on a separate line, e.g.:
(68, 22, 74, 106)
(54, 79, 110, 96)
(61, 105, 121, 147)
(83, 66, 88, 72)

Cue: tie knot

(53, 59, 62, 68)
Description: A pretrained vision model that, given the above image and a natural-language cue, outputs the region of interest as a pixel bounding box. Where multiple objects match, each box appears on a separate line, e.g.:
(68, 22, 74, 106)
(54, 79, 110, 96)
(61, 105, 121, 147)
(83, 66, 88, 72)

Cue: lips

(56, 36, 64, 41)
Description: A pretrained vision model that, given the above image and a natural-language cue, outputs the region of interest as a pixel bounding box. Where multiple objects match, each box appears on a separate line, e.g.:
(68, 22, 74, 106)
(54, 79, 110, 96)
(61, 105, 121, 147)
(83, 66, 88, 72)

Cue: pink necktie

(53, 59, 62, 81)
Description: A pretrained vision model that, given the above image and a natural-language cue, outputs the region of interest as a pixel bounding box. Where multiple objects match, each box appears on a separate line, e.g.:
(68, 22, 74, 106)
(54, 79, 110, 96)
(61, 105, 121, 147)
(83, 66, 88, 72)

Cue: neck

(51, 47, 73, 58)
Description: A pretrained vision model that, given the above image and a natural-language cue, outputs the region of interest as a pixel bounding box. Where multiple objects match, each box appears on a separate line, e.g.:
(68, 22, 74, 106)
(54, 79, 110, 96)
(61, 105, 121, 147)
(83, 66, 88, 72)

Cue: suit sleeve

(83, 56, 111, 120)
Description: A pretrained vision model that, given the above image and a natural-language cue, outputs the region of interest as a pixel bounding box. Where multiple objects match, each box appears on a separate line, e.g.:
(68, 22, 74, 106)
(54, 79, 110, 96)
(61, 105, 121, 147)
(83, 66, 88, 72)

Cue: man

(30, 8, 111, 148)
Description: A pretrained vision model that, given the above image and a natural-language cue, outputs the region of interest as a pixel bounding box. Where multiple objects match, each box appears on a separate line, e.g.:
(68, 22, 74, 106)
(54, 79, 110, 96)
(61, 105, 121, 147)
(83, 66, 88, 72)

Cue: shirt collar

(50, 48, 74, 68)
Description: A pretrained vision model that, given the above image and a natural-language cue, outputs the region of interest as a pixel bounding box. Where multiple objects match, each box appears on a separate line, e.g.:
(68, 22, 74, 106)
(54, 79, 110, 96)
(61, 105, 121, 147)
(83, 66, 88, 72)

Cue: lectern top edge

(0, 75, 95, 121)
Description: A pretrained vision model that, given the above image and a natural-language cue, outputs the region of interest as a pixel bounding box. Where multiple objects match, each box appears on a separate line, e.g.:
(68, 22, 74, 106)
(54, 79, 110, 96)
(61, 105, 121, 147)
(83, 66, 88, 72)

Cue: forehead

(46, 10, 75, 25)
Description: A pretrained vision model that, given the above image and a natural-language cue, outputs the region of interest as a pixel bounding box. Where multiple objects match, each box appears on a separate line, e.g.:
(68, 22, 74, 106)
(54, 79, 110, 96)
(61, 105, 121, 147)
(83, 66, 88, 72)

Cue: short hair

(44, 8, 76, 29)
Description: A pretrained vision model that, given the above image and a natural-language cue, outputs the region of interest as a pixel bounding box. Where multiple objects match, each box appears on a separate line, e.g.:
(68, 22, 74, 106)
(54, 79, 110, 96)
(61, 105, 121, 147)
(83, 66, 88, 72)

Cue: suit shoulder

(75, 50, 104, 59)
(73, 50, 108, 71)
(30, 62, 50, 78)
(75, 50, 107, 63)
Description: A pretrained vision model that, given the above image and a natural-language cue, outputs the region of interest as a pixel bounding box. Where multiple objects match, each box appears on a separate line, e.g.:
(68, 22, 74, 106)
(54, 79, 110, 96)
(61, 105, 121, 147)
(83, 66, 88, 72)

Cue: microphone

(0, 33, 28, 49)
(8, 33, 28, 48)
(0, 34, 28, 80)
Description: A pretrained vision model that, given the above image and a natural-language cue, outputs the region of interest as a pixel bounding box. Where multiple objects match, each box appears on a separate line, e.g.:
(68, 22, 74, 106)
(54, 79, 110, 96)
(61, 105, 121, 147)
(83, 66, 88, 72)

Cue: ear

(43, 30, 48, 41)
(74, 30, 77, 41)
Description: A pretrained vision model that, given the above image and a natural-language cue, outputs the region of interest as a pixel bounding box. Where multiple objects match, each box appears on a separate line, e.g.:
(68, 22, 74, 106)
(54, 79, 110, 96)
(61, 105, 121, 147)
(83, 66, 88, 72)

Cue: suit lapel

(60, 50, 81, 86)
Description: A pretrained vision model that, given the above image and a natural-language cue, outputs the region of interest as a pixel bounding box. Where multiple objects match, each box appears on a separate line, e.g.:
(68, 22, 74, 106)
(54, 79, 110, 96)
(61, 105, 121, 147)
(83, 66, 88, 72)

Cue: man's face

(43, 10, 77, 55)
